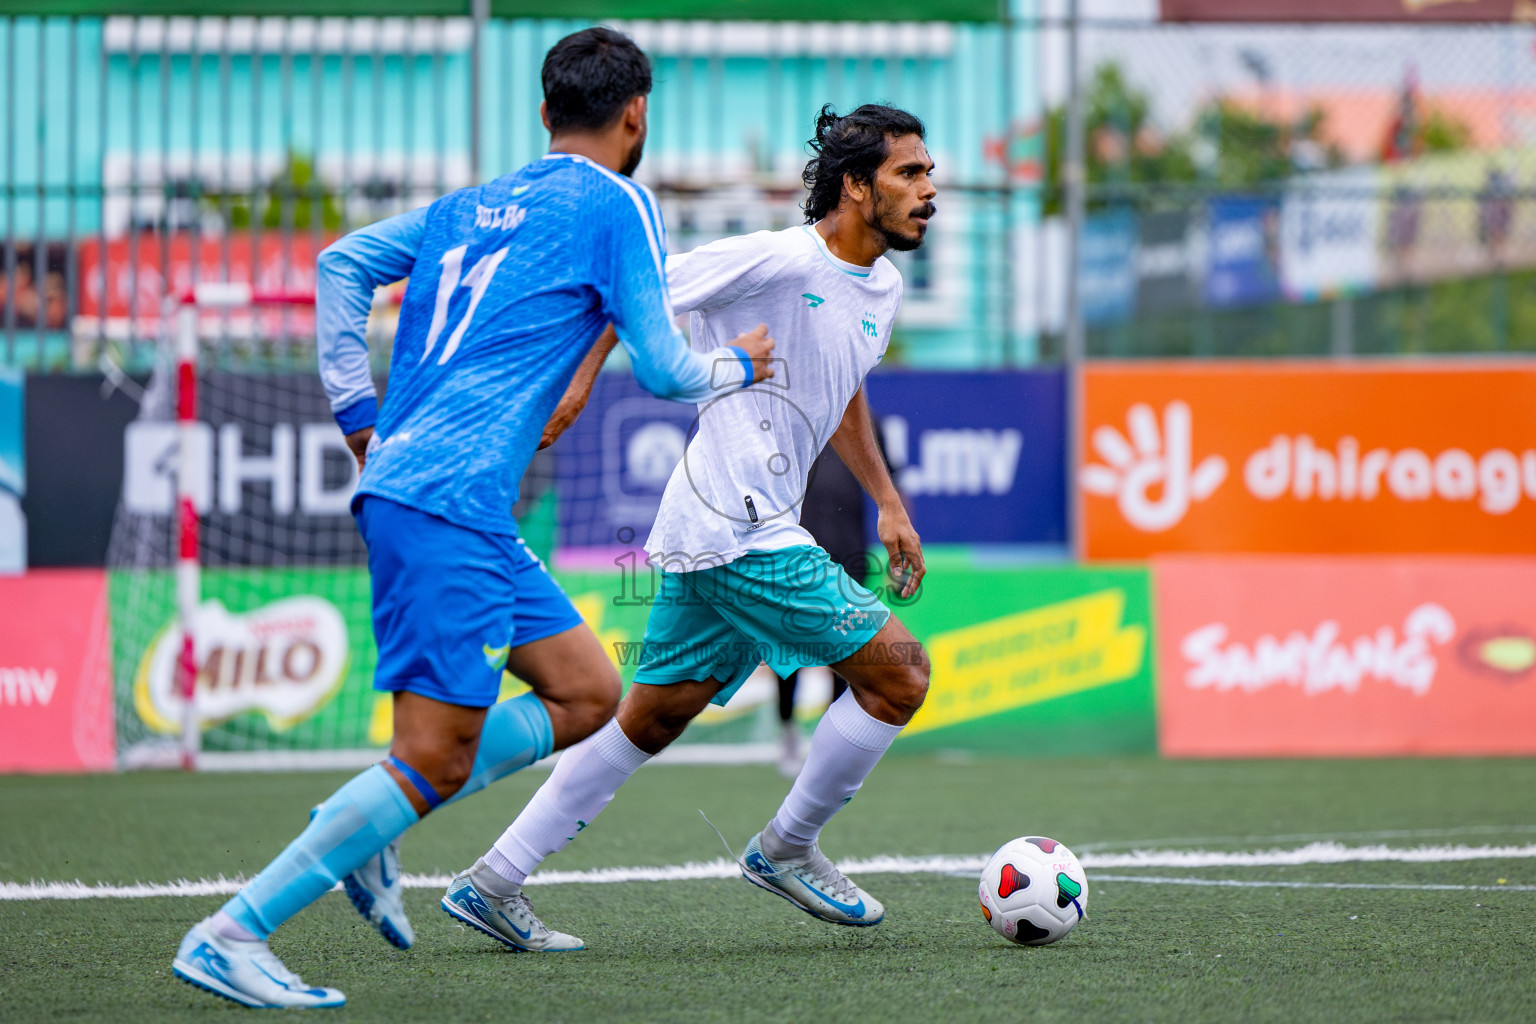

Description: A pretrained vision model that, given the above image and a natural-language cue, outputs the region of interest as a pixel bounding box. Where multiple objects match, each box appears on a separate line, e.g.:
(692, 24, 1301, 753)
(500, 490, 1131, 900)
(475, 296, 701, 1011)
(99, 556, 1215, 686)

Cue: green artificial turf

(2, 756, 1534, 1023)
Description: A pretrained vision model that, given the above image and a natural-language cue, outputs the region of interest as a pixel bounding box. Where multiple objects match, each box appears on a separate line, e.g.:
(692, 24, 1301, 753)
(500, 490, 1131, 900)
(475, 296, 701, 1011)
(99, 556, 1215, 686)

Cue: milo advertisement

(110, 568, 377, 759)
(110, 555, 1154, 760)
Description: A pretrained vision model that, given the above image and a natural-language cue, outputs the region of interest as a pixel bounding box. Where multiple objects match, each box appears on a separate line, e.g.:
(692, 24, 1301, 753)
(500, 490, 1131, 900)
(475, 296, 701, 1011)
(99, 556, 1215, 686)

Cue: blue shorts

(356, 495, 584, 708)
(631, 545, 890, 706)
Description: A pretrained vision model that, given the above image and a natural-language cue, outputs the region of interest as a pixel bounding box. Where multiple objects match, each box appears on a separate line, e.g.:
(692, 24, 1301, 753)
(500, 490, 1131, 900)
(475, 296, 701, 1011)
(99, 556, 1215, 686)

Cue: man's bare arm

(829, 385, 924, 598)
(539, 325, 621, 450)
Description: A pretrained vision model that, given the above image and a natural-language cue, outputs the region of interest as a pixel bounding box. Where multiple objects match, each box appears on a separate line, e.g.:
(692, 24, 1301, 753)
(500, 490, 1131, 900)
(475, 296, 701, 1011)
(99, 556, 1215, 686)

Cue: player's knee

(405, 742, 478, 801)
(649, 704, 696, 743)
(430, 749, 477, 799)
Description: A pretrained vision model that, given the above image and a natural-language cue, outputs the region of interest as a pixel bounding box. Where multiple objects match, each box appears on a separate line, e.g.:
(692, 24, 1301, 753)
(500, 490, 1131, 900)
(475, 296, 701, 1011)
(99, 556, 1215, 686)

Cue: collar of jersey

(802, 225, 873, 279)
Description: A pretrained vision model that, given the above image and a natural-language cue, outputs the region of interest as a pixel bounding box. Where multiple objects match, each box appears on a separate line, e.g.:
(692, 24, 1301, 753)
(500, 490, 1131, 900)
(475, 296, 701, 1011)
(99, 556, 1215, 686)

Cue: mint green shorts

(631, 546, 891, 706)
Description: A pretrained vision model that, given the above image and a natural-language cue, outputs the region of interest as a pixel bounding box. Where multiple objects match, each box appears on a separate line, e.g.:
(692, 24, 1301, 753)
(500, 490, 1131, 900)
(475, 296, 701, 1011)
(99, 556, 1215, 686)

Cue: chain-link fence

(0, 15, 1038, 373)
(4, 13, 1536, 371)
(1065, 17, 1536, 357)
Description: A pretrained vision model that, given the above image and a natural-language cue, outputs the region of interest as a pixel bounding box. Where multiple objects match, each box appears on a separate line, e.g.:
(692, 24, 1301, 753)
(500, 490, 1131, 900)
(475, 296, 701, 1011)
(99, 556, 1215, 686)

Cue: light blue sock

(222, 764, 418, 939)
(444, 692, 555, 806)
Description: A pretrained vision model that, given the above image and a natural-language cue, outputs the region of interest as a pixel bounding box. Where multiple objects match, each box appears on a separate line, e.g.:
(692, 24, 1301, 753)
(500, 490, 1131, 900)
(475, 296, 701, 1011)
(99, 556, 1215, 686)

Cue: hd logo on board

(134, 596, 349, 734)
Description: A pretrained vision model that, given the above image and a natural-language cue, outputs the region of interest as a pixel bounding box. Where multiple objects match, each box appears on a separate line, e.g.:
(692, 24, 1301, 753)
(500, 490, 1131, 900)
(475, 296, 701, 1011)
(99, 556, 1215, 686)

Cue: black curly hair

(801, 103, 926, 223)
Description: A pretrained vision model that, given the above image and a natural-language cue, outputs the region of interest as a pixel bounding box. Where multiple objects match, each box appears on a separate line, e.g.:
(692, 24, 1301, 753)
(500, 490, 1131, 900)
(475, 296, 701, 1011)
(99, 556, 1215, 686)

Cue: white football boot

(342, 836, 414, 949)
(172, 918, 345, 1009)
(311, 804, 414, 949)
(739, 830, 884, 926)
(440, 861, 584, 952)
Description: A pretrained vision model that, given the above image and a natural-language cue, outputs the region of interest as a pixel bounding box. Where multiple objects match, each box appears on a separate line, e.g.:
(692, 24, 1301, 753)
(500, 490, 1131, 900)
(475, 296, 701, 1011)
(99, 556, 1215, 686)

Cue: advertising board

(0, 570, 116, 772)
(1081, 362, 1536, 558)
(1157, 556, 1536, 756)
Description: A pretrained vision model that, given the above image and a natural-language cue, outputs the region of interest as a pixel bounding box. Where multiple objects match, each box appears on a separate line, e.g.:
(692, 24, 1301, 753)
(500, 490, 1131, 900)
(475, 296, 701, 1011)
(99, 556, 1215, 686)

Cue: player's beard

(620, 126, 647, 177)
(871, 187, 934, 253)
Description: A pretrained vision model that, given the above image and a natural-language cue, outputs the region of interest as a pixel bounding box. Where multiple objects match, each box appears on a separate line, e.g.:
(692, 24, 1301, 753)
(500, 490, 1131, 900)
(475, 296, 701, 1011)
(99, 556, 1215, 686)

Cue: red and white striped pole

(170, 282, 314, 770)
(175, 298, 201, 772)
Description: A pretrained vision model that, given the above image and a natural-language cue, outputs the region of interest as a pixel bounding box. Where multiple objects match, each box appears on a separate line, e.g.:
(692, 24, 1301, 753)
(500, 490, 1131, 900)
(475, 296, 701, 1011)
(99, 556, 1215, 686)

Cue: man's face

(620, 97, 648, 177)
(868, 134, 937, 252)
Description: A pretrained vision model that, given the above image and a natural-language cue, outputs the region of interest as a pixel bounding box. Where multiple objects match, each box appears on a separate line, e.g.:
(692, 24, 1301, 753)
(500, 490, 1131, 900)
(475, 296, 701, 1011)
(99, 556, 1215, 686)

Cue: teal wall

(1, 15, 1042, 366)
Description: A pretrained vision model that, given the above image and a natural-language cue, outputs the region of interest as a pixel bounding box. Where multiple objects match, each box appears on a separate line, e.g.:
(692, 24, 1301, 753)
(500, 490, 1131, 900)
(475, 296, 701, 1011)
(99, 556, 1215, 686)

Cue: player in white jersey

(442, 104, 936, 945)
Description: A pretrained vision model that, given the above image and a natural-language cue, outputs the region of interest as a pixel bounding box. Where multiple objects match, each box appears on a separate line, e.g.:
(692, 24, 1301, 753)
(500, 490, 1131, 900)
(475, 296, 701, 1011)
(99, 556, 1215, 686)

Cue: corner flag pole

(169, 283, 316, 770)
(174, 298, 201, 772)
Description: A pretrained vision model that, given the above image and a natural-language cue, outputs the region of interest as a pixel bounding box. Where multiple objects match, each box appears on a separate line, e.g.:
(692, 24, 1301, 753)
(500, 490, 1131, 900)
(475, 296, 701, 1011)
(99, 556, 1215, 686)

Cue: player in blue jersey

(171, 28, 774, 1010)
(445, 104, 936, 944)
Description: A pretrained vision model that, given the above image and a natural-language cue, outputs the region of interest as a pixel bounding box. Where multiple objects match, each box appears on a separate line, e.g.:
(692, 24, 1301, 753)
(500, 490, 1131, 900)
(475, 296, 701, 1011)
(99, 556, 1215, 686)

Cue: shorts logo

(482, 642, 510, 669)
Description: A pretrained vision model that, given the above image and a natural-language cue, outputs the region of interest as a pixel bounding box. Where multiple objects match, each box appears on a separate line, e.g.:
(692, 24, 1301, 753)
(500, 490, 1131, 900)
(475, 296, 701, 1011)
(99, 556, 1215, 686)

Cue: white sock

(770, 690, 904, 848)
(209, 909, 258, 942)
(487, 719, 651, 882)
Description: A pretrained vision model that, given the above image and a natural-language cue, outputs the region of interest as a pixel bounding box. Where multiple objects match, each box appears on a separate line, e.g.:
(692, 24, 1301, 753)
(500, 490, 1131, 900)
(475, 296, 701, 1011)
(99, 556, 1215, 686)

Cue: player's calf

(738, 617, 925, 925)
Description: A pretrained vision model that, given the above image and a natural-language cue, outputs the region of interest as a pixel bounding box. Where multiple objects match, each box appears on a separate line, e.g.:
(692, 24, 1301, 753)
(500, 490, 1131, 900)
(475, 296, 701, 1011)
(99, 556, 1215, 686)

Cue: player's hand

(877, 504, 925, 599)
(345, 427, 374, 474)
(539, 396, 585, 450)
(732, 324, 776, 384)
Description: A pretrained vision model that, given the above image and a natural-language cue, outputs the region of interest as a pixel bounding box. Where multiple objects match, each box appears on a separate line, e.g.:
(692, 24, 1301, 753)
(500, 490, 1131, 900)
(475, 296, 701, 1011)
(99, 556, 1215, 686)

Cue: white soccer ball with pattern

(977, 836, 1088, 946)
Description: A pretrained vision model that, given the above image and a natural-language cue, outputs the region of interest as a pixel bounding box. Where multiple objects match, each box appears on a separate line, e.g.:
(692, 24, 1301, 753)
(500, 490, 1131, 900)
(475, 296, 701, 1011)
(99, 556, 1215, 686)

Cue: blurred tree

(1043, 61, 1345, 213)
(205, 152, 344, 233)
(1419, 107, 1474, 154)
(1192, 100, 1343, 187)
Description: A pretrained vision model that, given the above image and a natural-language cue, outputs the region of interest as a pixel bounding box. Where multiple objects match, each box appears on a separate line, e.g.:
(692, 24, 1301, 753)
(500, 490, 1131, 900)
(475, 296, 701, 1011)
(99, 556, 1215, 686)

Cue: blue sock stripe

(385, 755, 443, 810)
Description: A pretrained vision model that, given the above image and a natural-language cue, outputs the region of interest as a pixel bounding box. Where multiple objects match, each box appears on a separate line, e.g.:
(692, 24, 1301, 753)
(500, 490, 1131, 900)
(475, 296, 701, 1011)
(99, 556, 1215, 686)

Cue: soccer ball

(977, 836, 1088, 946)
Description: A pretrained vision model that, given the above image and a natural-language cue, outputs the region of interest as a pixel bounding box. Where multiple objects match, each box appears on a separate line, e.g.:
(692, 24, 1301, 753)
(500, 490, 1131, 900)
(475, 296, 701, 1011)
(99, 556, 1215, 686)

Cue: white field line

(1093, 874, 1536, 893)
(1077, 824, 1536, 852)
(3, 843, 1534, 902)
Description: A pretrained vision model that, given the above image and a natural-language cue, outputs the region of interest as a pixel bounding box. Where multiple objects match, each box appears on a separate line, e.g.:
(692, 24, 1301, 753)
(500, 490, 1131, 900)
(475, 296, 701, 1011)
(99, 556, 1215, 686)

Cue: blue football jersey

(316, 153, 749, 535)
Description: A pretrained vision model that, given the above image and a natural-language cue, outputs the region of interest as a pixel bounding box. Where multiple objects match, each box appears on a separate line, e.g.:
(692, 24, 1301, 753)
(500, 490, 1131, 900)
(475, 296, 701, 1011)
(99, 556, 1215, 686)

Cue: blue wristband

(334, 395, 379, 434)
(726, 345, 754, 389)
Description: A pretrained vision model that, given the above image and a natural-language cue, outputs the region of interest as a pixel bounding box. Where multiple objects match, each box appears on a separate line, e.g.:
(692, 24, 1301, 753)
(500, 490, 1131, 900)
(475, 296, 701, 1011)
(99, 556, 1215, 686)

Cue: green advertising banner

(109, 567, 379, 758)
(890, 554, 1155, 756)
(109, 554, 1155, 761)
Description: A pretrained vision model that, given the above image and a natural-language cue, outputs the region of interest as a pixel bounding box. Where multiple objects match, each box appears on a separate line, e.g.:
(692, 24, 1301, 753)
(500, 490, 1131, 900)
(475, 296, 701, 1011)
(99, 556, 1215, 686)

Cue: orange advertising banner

(1081, 362, 1536, 559)
(1156, 556, 1536, 757)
